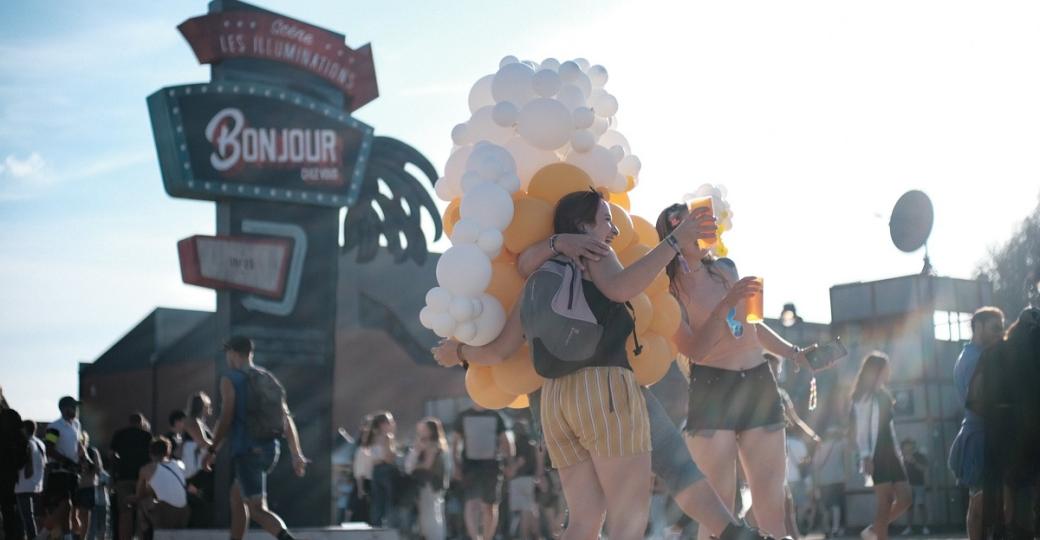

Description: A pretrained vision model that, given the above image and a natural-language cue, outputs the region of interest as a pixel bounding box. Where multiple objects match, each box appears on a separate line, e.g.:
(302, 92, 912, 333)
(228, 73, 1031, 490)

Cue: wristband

(549, 235, 561, 256)
(665, 235, 691, 273)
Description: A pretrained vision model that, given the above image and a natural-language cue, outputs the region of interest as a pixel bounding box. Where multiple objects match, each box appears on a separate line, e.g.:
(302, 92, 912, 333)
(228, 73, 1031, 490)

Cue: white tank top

(180, 440, 208, 479)
(149, 461, 188, 508)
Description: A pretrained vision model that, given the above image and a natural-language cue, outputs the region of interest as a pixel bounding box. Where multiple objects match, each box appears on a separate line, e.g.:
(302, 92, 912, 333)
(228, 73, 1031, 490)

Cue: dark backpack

(245, 367, 287, 441)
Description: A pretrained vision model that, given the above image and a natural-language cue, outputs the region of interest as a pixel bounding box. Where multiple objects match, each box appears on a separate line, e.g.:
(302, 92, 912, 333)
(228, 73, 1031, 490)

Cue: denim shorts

(233, 440, 279, 499)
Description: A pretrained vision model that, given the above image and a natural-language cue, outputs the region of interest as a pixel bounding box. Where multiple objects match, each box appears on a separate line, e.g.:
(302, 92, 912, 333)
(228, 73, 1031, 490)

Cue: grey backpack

(521, 258, 640, 378)
(245, 367, 287, 441)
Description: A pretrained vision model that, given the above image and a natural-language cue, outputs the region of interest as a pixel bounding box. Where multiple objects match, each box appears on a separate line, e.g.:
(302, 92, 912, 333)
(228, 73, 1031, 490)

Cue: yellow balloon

(649, 293, 681, 337)
(527, 163, 594, 205)
(486, 262, 524, 312)
(465, 366, 517, 410)
(618, 243, 650, 267)
(608, 190, 630, 211)
(625, 175, 637, 191)
(491, 345, 545, 395)
(629, 293, 653, 335)
(631, 215, 659, 247)
(503, 196, 554, 254)
(609, 203, 635, 252)
(646, 270, 670, 297)
(507, 394, 530, 409)
(443, 198, 461, 238)
(493, 248, 517, 264)
(627, 333, 672, 386)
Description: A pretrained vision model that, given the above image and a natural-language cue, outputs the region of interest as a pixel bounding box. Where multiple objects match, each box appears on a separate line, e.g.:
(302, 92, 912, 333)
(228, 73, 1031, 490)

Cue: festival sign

(177, 9, 378, 111)
(178, 234, 293, 298)
(148, 82, 374, 207)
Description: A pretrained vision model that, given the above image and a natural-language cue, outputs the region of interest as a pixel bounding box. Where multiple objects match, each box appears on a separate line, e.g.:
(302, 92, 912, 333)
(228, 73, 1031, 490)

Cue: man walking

(43, 396, 84, 540)
(452, 404, 513, 540)
(110, 413, 152, 540)
(208, 336, 308, 540)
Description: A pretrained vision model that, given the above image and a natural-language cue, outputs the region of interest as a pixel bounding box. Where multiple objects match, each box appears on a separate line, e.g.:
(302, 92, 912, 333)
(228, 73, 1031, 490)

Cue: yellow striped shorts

(540, 366, 652, 469)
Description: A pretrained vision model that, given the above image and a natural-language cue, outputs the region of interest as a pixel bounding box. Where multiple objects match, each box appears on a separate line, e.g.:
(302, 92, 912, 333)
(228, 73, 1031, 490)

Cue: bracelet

(549, 234, 561, 256)
(456, 342, 470, 369)
(664, 234, 682, 254)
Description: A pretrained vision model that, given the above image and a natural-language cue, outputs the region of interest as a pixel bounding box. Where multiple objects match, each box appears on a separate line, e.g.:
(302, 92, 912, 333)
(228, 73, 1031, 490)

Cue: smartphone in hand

(805, 337, 848, 371)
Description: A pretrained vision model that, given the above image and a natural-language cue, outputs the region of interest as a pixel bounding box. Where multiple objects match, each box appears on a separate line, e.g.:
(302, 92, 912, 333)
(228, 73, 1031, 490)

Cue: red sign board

(178, 11, 378, 111)
(178, 235, 293, 298)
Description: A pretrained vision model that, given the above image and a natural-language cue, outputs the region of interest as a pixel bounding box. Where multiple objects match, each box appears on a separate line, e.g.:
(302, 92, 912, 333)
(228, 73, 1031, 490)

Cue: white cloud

(1, 152, 46, 179)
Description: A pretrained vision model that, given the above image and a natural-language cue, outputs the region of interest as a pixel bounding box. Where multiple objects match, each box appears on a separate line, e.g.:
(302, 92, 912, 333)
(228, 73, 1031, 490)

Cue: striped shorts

(540, 366, 652, 469)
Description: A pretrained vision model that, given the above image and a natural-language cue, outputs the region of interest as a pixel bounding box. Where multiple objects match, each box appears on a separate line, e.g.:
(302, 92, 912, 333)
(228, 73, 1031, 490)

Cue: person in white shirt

(16, 420, 46, 539)
(43, 395, 84, 539)
(134, 436, 190, 536)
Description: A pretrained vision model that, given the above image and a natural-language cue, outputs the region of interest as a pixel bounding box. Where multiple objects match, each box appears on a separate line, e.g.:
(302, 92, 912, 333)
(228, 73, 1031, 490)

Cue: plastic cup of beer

(687, 196, 717, 249)
(745, 277, 764, 324)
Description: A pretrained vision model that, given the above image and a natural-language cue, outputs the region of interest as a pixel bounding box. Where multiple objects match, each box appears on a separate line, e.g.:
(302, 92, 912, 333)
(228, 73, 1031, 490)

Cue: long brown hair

(361, 411, 393, 447)
(655, 203, 732, 299)
(419, 417, 448, 453)
(850, 352, 891, 403)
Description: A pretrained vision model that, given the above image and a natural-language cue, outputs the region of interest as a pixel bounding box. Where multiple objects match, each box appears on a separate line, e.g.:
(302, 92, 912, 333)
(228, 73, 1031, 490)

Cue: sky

(2, 0, 1039, 420)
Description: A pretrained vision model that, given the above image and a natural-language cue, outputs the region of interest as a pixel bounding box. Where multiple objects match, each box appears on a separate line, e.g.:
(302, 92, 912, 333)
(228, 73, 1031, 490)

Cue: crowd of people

(0, 336, 307, 540)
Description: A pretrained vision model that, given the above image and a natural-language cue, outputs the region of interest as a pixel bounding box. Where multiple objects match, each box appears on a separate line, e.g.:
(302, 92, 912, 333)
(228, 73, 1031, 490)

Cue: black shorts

(462, 464, 502, 504)
(74, 486, 96, 509)
(872, 447, 908, 484)
(43, 470, 79, 508)
(686, 362, 784, 435)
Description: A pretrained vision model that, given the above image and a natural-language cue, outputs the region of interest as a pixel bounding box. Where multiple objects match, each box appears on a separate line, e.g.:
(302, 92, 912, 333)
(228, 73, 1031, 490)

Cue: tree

(342, 136, 443, 265)
(976, 195, 1040, 319)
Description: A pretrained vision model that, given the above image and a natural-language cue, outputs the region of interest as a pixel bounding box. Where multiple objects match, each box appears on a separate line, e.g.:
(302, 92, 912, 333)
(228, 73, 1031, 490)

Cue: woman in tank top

(656, 203, 814, 540)
(135, 436, 190, 536)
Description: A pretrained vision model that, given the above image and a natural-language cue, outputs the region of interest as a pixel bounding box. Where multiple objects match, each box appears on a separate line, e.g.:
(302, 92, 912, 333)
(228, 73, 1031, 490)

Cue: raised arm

(517, 234, 611, 277)
(586, 208, 715, 303)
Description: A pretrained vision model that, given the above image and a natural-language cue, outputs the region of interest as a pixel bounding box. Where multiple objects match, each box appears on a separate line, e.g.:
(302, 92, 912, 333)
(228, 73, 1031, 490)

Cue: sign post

(148, 0, 380, 527)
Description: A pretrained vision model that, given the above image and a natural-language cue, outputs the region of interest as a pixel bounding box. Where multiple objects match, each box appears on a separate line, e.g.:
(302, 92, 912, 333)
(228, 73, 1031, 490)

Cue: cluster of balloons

(422, 57, 680, 410)
(683, 183, 734, 257)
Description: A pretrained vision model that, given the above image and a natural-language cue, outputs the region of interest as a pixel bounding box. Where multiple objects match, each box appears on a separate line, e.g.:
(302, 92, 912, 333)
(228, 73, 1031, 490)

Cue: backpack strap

(624, 302, 643, 356)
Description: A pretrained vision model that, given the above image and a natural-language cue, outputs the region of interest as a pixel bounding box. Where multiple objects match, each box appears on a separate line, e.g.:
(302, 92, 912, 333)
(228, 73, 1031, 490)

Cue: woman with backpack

(850, 352, 910, 540)
(406, 417, 448, 540)
(655, 202, 812, 540)
(433, 189, 715, 540)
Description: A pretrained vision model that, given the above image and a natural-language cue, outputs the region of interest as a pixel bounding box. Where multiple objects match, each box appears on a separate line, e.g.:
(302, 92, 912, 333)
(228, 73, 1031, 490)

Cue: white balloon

(461, 171, 484, 193)
(565, 145, 618, 188)
(609, 145, 625, 162)
(588, 65, 608, 87)
(431, 312, 456, 338)
(503, 136, 560, 190)
(556, 84, 587, 112)
(450, 123, 470, 146)
(572, 107, 595, 129)
(467, 295, 507, 346)
(466, 141, 517, 180)
(437, 244, 492, 297)
(492, 101, 518, 127)
(532, 69, 562, 98)
(540, 58, 560, 71)
(516, 98, 573, 151)
(571, 130, 595, 153)
(471, 298, 484, 317)
(571, 72, 592, 98)
(593, 93, 618, 117)
(499, 55, 519, 68)
(468, 106, 513, 145)
(491, 62, 535, 107)
(444, 145, 474, 191)
(468, 74, 495, 114)
(477, 229, 504, 258)
(598, 130, 630, 154)
(419, 306, 436, 329)
(451, 218, 481, 244)
(455, 321, 478, 343)
(426, 287, 452, 311)
(618, 155, 642, 177)
(496, 173, 522, 194)
(434, 177, 457, 202)
(573, 57, 590, 71)
(461, 183, 514, 231)
(450, 296, 476, 321)
(590, 115, 609, 136)
(559, 61, 582, 82)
